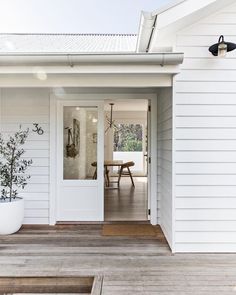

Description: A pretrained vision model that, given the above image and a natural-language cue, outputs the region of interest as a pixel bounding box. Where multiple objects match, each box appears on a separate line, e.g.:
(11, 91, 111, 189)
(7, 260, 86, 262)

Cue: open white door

(147, 103, 151, 220)
(57, 100, 104, 221)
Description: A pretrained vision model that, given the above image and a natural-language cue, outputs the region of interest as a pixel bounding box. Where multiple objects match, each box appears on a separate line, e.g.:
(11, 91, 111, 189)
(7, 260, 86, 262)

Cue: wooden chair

(118, 161, 135, 187)
(91, 162, 110, 186)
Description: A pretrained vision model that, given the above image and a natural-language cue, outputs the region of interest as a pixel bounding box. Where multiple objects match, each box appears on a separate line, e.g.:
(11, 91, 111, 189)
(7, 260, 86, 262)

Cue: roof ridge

(0, 33, 137, 36)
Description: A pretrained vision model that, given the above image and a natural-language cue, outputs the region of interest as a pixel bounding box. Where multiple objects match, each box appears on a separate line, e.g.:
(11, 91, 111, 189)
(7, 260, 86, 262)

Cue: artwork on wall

(93, 133, 97, 143)
(65, 118, 80, 158)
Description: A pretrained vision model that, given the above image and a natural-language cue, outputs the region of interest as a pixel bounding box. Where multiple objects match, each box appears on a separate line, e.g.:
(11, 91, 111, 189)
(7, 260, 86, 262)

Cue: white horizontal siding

(176, 163, 236, 174)
(175, 93, 236, 104)
(176, 220, 236, 231)
(176, 129, 236, 140)
(173, 2, 236, 252)
(0, 88, 50, 224)
(176, 198, 236, 209)
(157, 88, 173, 248)
(176, 151, 236, 163)
(177, 70, 236, 82)
(176, 185, 236, 197)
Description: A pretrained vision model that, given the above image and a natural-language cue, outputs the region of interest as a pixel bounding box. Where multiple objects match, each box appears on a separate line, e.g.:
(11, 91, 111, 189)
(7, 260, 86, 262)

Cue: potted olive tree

(0, 128, 32, 235)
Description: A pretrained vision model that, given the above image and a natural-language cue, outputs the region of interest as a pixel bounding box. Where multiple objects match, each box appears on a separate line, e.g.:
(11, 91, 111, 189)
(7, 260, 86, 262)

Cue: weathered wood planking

(1, 225, 236, 294)
(0, 276, 94, 294)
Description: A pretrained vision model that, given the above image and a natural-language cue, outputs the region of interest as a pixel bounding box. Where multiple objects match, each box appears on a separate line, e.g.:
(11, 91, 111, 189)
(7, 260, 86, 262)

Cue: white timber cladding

(174, 2, 236, 252)
(157, 88, 173, 248)
(0, 88, 50, 224)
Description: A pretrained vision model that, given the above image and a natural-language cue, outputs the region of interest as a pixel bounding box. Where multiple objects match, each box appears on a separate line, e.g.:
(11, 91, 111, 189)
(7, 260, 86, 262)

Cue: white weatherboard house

(1, 0, 236, 253)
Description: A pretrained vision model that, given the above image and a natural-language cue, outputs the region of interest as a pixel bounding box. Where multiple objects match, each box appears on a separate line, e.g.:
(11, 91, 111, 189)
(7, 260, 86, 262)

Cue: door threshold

(56, 220, 150, 225)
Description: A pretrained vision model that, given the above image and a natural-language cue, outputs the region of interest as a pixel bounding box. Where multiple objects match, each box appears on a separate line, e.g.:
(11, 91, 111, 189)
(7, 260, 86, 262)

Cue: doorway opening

(103, 99, 149, 221)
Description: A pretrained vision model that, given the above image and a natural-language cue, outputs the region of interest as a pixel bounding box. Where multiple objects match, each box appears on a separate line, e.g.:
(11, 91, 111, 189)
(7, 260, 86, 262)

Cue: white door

(147, 103, 151, 220)
(57, 100, 104, 221)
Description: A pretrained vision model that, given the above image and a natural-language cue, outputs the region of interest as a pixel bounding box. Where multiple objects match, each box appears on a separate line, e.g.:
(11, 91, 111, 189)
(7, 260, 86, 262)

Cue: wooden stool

(118, 161, 135, 187)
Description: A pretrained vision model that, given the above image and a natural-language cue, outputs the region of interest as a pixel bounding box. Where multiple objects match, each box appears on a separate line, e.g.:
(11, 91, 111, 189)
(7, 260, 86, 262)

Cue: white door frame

(49, 94, 158, 225)
(149, 97, 158, 225)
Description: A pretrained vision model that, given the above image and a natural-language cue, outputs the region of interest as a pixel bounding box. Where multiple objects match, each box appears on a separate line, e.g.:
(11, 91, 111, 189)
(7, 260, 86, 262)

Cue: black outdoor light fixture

(209, 35, 236, 57)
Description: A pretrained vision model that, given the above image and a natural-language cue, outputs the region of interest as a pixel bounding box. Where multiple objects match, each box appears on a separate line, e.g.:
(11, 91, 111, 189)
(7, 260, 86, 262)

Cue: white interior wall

(174, 2, 236, 252)
(157, 88, 173, 248)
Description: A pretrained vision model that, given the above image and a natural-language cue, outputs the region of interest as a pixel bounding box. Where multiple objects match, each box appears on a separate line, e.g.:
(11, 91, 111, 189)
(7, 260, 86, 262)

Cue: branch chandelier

(105, 103, 119, 134)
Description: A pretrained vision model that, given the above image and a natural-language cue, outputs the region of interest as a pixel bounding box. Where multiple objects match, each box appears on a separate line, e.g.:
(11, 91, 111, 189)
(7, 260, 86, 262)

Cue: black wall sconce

(209, 35, 236, 57)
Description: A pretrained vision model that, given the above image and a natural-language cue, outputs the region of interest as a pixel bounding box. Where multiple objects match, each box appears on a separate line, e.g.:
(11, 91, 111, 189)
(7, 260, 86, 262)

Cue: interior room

(103, 99, 149, 221)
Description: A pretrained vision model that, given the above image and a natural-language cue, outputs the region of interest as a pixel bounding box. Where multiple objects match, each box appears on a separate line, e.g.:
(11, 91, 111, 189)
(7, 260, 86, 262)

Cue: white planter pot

(0, 198, 24, 235)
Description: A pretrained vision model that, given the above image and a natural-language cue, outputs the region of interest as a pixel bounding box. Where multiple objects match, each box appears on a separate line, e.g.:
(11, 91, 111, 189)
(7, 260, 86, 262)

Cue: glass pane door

(63, 106, 98, 180)
(57, 101, 104, 221)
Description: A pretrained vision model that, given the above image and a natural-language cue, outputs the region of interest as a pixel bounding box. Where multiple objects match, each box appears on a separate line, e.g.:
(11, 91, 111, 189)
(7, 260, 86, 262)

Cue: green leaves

(114, 124, 143, 152)
(0, 128, 33, 202)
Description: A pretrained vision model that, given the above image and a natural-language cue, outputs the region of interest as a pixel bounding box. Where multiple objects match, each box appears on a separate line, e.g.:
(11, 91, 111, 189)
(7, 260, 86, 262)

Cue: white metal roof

(0, 33, 137, 54)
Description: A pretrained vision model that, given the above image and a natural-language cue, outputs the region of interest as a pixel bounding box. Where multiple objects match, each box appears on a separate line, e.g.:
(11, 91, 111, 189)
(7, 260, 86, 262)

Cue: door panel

(147, 102, 151, 220)
(57, 101, 104, 221)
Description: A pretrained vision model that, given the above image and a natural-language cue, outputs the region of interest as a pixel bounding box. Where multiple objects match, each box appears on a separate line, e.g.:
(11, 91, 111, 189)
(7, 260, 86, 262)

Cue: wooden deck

(1, 225, 236, 294)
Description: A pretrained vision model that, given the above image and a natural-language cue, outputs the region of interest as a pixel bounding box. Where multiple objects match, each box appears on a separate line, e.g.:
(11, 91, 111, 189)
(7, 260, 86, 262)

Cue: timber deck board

(1, 225, 236, 294)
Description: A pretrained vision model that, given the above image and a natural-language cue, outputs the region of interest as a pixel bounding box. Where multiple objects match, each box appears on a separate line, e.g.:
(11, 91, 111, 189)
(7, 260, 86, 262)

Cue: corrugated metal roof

(0, 33, 137, 54)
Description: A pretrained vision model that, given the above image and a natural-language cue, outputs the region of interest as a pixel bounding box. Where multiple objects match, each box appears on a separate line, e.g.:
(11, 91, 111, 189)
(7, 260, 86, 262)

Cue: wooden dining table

(91, 160, 123, 187)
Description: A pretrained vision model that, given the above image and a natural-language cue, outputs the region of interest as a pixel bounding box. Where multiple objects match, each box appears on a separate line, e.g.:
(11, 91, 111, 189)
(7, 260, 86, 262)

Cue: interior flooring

(1, 225, 236, 294)
(104, 176, 148, 221)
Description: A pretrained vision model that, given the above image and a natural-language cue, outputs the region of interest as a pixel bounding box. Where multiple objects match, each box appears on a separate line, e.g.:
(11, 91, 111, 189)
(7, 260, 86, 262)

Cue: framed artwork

(73, 118, 80, 148)
(65, 118, 80, 158)
(93, 133, 97, 143)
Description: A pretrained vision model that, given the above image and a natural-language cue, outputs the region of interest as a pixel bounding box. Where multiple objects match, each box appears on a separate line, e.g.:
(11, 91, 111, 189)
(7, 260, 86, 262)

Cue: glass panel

(63, 106, 98, 180)
(113, 123, 144, 173)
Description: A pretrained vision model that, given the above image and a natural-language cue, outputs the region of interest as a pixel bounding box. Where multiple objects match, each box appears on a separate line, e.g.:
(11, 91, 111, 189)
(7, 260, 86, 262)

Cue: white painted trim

(49, 94, 57, 225)
(171, 76, 176, 253)
(150, 96, 158, 225)
(53, 93, 157, 101)
(0, 74, 174, 88)
(98, 102, 105, 221)
(0, 65, 182, 75)
(0, 88, 2, 132)
(147, 101, 152, 221)
(151, 0, 186, 17)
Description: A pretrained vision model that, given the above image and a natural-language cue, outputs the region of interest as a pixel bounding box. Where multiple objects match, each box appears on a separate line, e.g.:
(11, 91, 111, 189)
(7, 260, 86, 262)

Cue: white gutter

(0, 53, 184, 66)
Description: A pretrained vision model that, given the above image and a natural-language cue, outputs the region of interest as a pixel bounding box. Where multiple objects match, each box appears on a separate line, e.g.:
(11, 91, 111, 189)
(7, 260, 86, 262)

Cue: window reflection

(63, 106, 98, 180)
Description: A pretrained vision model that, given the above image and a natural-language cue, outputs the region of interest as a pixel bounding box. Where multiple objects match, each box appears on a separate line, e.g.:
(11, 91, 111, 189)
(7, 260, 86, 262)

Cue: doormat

(102, 224, 157, 236)
(0, 276, 103, 294)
